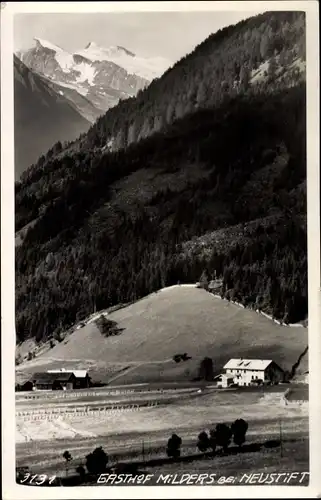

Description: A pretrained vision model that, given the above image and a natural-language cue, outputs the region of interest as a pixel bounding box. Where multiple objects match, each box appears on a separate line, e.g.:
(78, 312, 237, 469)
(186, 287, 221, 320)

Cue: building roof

(47, 369, 89, 378)
(71, 370, 89, 378)
(32, 372, 75, 383)
(223, 359, 274, 371)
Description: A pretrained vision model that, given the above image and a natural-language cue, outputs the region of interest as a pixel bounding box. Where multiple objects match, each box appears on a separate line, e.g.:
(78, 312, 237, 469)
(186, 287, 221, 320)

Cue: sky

(14, 10, 266, 62)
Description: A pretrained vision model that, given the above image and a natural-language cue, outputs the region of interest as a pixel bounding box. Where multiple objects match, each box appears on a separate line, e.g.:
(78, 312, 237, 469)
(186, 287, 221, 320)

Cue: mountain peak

(34, 37, 64, 53)
(116, 45, 135, 57)
(74, 43, 170, 80)
(85, 41, 99, 50)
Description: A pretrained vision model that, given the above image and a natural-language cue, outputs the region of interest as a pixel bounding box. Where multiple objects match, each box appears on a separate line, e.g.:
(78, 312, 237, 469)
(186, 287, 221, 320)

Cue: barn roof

(223, 359, 274, 371)
(32, 372, 75, 383)
(47, 369, 89, 378)
(70, 370, 88, 378)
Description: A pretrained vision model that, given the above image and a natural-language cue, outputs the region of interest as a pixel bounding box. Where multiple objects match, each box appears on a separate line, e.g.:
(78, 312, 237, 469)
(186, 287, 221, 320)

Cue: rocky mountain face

(16, 38, 172, 120)
(14, 56, 91, 179)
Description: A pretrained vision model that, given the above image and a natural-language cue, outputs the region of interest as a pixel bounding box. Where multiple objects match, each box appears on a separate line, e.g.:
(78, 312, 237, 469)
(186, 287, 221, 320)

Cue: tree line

(58, 418, 249, 479)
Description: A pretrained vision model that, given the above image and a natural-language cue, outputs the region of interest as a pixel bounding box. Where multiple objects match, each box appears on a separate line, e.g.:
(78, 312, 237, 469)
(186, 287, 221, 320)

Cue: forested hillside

(18, 10, 305, 184)
(15, 80, 306, 343)
(84, 10, 305, 151)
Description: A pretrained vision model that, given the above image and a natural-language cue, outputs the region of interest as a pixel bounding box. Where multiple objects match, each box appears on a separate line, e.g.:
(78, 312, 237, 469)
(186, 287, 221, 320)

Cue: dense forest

(15, 11, 307, 344)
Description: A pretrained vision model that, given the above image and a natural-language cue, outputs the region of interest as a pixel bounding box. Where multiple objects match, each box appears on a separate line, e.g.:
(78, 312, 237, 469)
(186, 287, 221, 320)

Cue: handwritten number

(35, 474, 47, 485)
(20, 473, 30, 483)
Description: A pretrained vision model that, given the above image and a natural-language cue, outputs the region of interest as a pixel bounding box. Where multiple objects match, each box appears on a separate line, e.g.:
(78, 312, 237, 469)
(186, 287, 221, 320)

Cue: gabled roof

(71, 370, 89, 378)
(32, 372, 75, 383)
(47, 368, 89, 378)
(223, 359, 273, 371)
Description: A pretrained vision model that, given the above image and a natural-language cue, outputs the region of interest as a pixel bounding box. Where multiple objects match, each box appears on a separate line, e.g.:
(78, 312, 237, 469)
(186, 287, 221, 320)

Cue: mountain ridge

(16, 38, 172, 122)
(14, 56, 91, 179)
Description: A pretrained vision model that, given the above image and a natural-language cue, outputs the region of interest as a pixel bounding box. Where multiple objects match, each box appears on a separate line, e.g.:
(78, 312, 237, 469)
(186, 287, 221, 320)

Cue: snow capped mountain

(75, 42, 172, 80)
(16, 38, 172, 120)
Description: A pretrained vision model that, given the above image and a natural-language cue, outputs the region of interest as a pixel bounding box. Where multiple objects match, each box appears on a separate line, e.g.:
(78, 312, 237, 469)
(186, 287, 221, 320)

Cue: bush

(62, 450, 72, 476)
(212, 423, 232, 452)
(197, 431, 210, 452)
(173, 353, 191, 363)
(231, 418, 248, 447)
(86, 446, 109, 474)
(166, 433, 182, 459)
(95, 315, 122, 337)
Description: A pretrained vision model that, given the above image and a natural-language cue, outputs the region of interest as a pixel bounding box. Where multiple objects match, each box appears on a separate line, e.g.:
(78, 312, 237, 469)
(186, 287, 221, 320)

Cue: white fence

(211, 293, 306, 328)
(16, 402, 159, 421)
(16, 389, 137, 401)
(16, 386, 197, 402)
(281, 388, 308, 407)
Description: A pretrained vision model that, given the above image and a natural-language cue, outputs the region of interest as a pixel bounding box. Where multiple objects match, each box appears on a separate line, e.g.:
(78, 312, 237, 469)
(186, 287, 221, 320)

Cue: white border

(1, 1, 320, 499)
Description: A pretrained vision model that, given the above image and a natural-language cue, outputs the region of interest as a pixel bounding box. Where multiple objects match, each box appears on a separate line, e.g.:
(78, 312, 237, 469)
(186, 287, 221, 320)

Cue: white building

(216, 358, 284, 387)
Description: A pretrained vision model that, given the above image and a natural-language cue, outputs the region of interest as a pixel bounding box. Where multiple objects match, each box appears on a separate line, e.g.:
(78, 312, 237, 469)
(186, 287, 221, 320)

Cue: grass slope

(17, 286, 308, 383)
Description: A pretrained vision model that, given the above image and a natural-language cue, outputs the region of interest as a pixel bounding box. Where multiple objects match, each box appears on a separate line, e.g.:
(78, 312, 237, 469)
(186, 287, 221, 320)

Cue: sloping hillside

(17, 286, 308, 385)
(14, 56, 91, 178)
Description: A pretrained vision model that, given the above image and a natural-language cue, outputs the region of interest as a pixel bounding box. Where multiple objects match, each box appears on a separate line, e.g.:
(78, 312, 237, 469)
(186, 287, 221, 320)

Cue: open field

(142, 436, 309, 486)
(16, 386, 308, 478)
(15, 286, 309, 480)
(16, 286, 308, 385)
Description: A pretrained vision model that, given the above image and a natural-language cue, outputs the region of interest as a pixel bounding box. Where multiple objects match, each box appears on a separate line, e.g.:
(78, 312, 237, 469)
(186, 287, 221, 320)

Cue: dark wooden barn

(32, 371, 77, 391)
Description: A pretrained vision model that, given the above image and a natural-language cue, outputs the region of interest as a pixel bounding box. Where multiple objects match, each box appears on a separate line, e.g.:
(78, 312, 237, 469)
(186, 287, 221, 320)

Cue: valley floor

(16, 386, 309, 480)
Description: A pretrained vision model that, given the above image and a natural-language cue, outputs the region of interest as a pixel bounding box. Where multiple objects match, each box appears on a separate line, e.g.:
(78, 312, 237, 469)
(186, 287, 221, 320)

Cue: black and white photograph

(1, 1, 320, 498)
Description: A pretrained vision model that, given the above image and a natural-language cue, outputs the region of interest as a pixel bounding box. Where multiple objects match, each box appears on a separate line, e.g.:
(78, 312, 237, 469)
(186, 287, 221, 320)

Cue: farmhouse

(47, 369, 91, 388)
(32, 369, 91, 391)
(216, 358, 284, 388)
